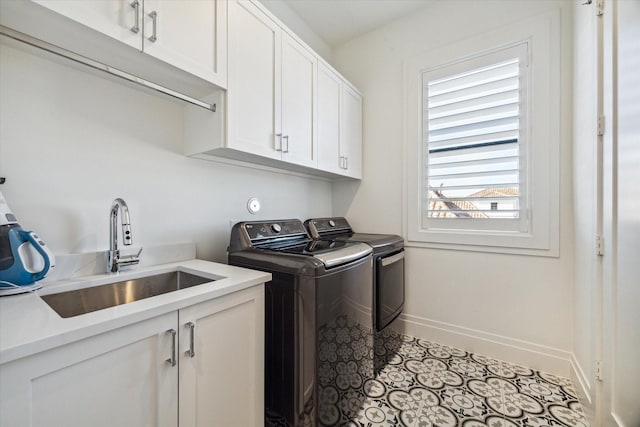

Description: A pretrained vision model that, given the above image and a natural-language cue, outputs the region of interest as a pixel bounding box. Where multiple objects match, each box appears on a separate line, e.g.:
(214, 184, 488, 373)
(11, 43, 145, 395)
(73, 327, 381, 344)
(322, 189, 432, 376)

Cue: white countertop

(0, 259, 271, 364)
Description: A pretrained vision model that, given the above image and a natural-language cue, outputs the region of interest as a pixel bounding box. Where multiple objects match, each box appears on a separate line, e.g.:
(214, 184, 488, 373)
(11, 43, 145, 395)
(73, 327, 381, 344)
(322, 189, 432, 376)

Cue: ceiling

(278, 0, 434, 47)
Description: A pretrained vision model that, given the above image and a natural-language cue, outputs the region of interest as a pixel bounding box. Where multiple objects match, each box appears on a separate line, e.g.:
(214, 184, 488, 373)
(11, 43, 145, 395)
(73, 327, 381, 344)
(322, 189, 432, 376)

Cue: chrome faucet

(107, 198, 142, 273)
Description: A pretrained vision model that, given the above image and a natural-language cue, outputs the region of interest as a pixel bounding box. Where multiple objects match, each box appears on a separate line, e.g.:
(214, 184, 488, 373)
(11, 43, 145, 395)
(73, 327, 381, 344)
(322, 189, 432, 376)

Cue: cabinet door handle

(185, 322, 195, 358)
(275, 133, 282, 151)
(148, 11, 158, 43)
(130, 0, 140, 34)
(345, 156, 349, 170)
(283, 135, 289, 153)
(165, 328, 177, 367)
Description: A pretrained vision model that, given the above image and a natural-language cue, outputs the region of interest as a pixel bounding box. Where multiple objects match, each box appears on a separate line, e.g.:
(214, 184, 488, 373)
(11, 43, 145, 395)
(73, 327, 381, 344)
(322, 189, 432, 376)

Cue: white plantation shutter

(422, 43, 529, 232)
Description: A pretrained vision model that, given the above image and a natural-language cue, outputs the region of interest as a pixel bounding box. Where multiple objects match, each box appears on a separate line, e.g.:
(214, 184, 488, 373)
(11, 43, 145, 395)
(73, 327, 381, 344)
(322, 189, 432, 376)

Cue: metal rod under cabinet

(0, 25, 216, 112)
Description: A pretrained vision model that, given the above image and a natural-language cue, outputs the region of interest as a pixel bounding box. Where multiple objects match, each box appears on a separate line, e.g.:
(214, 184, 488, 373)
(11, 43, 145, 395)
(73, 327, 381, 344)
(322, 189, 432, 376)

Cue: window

(404, 12, 560, 256)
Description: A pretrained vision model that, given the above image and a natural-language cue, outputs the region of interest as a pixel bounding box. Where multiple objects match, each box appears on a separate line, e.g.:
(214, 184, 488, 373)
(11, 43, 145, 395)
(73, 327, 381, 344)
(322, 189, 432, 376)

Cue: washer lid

(311, 242, 372, 268)
(337, 233, 404, 249)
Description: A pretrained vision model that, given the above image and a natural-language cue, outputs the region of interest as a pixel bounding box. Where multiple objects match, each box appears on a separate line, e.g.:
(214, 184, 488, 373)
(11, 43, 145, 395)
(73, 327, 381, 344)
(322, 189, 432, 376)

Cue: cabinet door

(227, 0, 282, 160)
(281, 33, 317, 168)
(142, 0, 227, 88)
(341, 84, 363, 179)
(317, 63, 343, 174)
(32, 0, 141, 50)
(0, 312, 178, 427)
(179, 285, 264, 427)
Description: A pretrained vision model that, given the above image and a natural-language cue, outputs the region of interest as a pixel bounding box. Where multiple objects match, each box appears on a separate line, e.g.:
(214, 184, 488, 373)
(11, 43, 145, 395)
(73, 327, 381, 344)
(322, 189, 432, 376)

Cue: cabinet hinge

(596, 235, 604, 256)
(595, 359, 603, 381)
(596, 0, 604, 16)
(597, 115, 605, 136)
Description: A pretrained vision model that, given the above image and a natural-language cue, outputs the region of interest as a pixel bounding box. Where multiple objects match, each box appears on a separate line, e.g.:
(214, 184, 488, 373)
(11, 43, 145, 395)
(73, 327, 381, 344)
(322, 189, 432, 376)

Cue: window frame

(403, 11, 560, 256)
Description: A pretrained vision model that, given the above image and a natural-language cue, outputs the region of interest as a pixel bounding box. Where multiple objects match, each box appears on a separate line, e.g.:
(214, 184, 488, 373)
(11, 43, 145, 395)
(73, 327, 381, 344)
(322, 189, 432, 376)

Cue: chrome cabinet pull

(148, 11, 158, 43)
(275, 133, 282, 151)
(130, 0, 140, 34)
(165, 329, 177, 367)
(185, 322, 195, 358)
(283, 135, 289, 153)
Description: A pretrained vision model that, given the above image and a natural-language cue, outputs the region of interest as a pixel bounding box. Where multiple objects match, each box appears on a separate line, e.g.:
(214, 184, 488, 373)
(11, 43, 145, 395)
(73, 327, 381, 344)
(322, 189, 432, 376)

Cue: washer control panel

(244, 220, 307, 241)
(306, 217, 352, 237)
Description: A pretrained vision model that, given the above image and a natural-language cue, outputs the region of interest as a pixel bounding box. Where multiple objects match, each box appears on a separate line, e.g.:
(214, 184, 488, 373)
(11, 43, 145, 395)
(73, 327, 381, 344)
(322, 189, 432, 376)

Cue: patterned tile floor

(318, 323, 588, 427)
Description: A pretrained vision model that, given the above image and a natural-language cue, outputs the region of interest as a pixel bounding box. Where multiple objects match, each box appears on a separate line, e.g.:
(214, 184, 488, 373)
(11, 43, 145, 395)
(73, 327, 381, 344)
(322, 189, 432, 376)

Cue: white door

(227, 0, 282, 160)
(341, 85, 363, 179)
(0, 312, 178, 427)
(178, 286, 264, 427)
(142, 0, 226, 87)
(32, 0, 142, 50)
(601, 0, 640, 425)
(317, 63, 343, 174)
(281, 33, 317, 168)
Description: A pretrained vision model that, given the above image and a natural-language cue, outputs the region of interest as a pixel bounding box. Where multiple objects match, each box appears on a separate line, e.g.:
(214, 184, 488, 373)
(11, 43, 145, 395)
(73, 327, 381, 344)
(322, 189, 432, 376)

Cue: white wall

(332, 0, 575, 375)
(259, 0, 333, 63)
(0, 43, 333, 263)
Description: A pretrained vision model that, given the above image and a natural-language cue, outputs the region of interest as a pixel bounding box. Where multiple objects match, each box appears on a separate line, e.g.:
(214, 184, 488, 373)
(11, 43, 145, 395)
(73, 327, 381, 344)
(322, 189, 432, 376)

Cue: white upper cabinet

(186, 0, 360, 179)
(317, 63, 344, 175)
(1, 0, 362, 178)
(281, 32, 317, 168)
(227, 1, 316, 167)
(227, 0, 282, 160)
(1, 0, 227, 93)
(142, 0, 227, 88)
(317, 62, 363, 179)
(341, 84, 363, 179)
(32, 0, 142, 50)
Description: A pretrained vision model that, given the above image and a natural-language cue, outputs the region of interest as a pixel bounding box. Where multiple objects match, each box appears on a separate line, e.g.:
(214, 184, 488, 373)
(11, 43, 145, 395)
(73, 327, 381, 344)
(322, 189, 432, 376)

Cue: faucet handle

(118, 247, 143, 268)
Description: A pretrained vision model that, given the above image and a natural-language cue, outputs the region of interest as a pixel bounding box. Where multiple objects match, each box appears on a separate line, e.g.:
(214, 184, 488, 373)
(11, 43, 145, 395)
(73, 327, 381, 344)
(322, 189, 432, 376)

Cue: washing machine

(305, 217, 404, 332)
(228, 219, 374, 427)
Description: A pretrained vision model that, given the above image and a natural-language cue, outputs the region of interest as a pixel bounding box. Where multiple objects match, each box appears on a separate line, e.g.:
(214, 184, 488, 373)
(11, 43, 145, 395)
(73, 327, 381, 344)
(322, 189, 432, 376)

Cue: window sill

(404, 239, 559, 257)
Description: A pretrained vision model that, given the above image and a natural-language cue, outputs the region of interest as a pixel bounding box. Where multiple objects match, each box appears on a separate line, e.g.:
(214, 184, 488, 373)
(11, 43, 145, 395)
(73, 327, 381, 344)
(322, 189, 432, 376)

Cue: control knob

(271, 223, 282, 233)
(328, 220, 336, 227)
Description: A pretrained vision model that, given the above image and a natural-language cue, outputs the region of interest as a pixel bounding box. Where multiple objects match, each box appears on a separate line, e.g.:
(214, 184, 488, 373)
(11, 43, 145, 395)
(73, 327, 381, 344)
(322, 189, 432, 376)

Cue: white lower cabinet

(0, 285, 264, 427)
(178, 286, 264, 427)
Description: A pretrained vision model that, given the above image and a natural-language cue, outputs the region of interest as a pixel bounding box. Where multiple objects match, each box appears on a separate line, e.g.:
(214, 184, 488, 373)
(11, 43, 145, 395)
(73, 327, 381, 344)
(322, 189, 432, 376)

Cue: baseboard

(570, 354, 596, 424)
(570, 354, 592, 404)
(394, 313, 573, 377)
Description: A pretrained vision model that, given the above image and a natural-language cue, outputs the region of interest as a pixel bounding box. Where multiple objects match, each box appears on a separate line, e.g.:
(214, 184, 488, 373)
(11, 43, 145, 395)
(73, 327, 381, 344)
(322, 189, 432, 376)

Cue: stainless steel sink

(41, 271, 213, 318)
